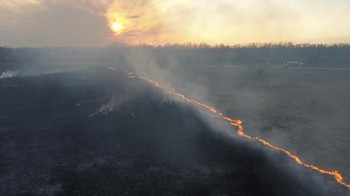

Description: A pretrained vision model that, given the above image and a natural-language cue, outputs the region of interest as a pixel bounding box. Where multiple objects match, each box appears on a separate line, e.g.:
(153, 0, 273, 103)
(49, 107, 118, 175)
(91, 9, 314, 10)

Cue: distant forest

(1, 43, 350, 67)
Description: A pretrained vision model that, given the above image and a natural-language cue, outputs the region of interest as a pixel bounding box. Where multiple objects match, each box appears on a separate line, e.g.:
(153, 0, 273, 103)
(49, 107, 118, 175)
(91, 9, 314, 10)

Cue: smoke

(89, 93, 134, 117)
(58, 0, 350, 44)
(1, 45, 349, 194)
(0, 70, 17, 79)
(2, 0, 350, 46)
(94, 45, 350, 193)
(1, 1, 350, 194)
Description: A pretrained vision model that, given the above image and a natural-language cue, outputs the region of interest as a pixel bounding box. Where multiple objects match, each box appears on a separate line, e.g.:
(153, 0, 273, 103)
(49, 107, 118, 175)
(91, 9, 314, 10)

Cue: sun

(111, 22, 123, 33)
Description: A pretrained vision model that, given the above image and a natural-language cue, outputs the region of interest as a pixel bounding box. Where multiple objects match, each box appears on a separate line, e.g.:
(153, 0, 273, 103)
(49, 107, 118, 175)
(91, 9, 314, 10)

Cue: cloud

(0, 0, 44, 26)
(0, 0, 44, 14)
(1, 0, 350, 46)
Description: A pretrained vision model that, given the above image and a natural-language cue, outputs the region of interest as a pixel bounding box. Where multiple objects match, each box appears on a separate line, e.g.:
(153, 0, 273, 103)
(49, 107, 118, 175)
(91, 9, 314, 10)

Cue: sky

(1, 0, 350, 47)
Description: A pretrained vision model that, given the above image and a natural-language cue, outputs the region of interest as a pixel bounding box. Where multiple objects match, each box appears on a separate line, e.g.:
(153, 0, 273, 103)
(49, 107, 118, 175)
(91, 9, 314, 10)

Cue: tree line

(1, 43, 350, 67)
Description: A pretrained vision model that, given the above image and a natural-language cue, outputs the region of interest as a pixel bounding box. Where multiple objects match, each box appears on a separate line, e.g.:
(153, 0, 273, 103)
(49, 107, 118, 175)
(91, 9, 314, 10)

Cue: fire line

(111, 66, 350, 190)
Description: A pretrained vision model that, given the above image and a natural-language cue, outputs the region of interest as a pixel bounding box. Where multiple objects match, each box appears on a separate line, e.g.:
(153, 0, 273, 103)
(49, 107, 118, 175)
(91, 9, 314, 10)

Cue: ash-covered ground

(180, 66, 350, 182)
(0, 68, 348, 195)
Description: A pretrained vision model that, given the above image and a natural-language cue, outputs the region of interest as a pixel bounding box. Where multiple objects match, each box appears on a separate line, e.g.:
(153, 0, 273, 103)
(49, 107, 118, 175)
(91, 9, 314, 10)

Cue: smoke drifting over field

(0, 70, 17, 79)
(2, 0, 350, 194)
(0, 45, 350, 195)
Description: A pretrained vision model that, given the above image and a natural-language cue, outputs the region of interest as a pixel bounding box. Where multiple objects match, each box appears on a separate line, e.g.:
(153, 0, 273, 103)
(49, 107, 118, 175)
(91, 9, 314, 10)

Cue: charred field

(0, 67, 349, 195)
(2, 0, 350, 194)
(183, 66, 350, 181)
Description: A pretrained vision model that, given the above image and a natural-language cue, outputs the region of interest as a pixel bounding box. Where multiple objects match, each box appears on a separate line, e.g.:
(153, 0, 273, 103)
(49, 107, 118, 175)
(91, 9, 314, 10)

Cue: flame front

(111, 66, 350, 190)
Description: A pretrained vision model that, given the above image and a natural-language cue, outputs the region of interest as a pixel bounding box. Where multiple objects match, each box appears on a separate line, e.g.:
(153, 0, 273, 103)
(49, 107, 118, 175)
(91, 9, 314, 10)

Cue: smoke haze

(1, 0, 350, 46)
(1, 1, 350, 194)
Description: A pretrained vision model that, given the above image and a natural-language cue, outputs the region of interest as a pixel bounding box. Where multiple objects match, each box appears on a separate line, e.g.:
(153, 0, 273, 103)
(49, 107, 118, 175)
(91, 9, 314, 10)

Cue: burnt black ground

(0, 68, 348, 195)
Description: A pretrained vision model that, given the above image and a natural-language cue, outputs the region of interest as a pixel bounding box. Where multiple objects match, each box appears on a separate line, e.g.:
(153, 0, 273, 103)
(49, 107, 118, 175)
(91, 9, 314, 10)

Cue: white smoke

(0, 70, 18, 79)
(89, 93, 133, 117)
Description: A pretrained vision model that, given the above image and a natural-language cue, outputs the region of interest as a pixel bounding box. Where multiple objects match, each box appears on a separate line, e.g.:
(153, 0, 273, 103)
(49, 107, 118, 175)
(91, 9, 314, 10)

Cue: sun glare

(111, 22, 122, 33)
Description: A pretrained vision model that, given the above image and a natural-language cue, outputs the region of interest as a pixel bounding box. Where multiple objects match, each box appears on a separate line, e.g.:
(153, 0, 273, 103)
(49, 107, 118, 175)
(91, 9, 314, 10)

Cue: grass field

(181, 66, 350, 182)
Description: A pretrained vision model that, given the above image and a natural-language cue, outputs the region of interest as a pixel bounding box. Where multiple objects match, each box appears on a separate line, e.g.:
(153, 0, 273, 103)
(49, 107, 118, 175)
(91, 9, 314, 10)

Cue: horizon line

(2, 42, 350, 49)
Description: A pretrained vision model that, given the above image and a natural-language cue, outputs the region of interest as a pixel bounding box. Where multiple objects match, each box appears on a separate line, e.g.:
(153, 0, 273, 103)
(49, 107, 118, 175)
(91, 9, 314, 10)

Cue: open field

(182, 66, 350, 181)
(0, 64, 349, 195)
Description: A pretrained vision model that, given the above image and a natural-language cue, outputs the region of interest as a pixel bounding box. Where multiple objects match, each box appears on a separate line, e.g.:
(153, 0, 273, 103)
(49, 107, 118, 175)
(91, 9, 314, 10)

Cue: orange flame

(111, 66, 350, 190)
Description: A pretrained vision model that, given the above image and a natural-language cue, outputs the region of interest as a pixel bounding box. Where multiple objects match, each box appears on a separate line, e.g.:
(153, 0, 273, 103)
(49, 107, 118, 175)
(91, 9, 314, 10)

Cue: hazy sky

(1, 0, 350, 47)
